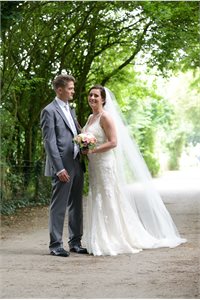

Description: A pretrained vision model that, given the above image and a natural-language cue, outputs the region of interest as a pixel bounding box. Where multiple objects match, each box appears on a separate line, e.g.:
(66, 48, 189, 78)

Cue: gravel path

(1, 169, 200, 299)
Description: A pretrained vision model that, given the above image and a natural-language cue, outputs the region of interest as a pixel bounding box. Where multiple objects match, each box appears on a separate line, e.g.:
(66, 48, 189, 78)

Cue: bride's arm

(90, 112, 117, 154)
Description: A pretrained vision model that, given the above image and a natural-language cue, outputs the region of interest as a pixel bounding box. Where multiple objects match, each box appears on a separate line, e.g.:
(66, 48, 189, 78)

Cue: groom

(40, 74, 87, 257)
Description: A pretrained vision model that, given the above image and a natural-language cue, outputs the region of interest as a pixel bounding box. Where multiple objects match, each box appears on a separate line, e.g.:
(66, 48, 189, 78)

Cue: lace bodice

(83, 114, 114, 164)
(83, 114, 106, 146)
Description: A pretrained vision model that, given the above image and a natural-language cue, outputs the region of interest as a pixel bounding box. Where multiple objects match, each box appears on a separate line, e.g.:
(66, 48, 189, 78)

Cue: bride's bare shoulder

(101, 111, 114, 125)
(101, 110, 112, 120)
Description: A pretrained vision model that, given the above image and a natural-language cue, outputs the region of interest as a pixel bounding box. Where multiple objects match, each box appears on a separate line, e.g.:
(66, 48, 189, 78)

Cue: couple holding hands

(40, 74, 186, 257)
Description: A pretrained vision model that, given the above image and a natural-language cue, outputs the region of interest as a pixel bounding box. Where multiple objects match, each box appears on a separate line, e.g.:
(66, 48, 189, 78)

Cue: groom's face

(57, 81, 75, 101)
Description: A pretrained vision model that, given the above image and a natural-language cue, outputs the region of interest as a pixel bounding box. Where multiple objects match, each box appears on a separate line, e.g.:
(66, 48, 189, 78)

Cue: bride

(82, 84, 186, 256)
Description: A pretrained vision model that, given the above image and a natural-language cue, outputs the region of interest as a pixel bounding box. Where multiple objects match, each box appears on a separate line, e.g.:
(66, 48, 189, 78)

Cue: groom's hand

(57, 169, 70, 182)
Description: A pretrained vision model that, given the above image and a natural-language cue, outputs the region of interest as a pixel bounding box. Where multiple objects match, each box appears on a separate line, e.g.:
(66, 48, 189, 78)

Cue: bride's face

(88, 89, 104, 110)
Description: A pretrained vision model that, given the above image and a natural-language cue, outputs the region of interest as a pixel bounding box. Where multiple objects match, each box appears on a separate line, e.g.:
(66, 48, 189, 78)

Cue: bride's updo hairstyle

(88, 84, 106, 106)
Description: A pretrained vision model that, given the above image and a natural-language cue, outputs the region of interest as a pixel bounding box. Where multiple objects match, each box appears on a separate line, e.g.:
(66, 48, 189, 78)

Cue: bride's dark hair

(88, 84, 106, 106)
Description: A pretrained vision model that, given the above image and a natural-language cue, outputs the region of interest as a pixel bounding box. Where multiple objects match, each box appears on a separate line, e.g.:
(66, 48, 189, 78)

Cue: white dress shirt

(55, 97, 79, 175)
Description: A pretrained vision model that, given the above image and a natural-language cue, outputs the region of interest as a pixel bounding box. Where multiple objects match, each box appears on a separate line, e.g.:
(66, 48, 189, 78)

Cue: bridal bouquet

(73, 132, 97, 150)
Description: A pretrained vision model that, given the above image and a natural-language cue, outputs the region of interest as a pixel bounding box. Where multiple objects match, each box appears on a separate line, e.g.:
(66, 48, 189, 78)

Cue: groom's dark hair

(53, 74, 75, 90)
(88, 84, 106, 106)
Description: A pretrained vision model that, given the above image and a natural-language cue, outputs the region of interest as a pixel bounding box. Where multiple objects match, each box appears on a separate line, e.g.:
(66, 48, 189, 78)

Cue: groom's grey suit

(40, 99, 84, 251)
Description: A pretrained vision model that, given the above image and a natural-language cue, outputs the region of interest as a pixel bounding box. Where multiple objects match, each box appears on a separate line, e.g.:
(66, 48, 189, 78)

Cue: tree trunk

(23, 128, 33, 187)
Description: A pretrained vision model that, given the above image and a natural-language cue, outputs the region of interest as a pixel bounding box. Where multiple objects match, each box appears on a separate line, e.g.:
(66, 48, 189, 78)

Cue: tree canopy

(1, 1, 199, 213)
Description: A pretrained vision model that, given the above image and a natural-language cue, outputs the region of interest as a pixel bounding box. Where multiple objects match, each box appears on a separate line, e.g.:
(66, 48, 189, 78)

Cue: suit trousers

(49, 157, 84, 250)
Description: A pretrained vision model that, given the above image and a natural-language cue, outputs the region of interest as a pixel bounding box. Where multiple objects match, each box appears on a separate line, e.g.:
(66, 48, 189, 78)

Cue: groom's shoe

(70, 245, 88, 254)
(50, 247, 70, 257)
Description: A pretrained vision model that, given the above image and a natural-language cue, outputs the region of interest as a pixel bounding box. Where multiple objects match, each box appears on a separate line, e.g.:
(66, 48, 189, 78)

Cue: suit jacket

(40, 99, 81, 177)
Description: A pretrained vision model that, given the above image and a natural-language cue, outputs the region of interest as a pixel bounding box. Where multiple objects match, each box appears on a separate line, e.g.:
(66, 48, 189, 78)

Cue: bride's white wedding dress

(83, 89, 186, 256)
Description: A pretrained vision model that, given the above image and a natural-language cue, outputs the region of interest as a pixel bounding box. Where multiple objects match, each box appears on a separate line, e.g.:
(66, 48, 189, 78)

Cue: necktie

(64, 104, 79, 159)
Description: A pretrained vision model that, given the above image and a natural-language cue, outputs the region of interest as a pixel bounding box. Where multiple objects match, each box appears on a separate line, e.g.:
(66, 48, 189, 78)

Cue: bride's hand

(82, 149, 96, 155)
(81, 149, 89, 155)
(88, 147, 99, 154)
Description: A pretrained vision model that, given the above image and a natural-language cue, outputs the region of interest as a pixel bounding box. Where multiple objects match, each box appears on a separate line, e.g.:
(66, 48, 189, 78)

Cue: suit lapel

(53, 99, 74, 134)
(70, 107, 81, 134)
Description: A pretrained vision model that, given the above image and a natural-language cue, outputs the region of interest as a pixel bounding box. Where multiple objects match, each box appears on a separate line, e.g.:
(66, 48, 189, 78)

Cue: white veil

(104, 87, 186, 247)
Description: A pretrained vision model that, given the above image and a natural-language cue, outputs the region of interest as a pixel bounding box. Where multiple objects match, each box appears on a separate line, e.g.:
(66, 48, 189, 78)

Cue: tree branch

(101, 22, 152, 85)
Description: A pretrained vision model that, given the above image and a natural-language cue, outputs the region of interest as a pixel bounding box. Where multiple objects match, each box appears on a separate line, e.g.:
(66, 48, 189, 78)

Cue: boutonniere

(69, 102, 76, 110)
